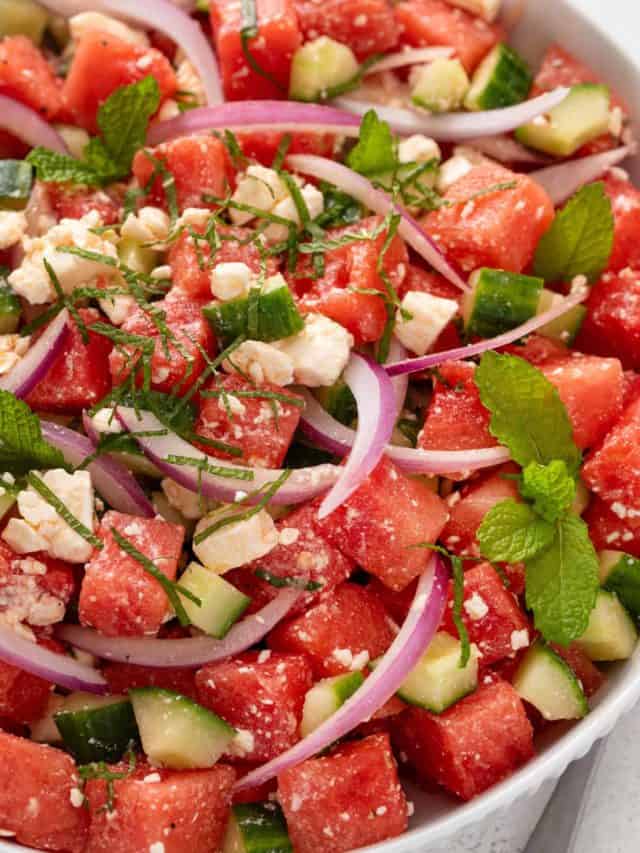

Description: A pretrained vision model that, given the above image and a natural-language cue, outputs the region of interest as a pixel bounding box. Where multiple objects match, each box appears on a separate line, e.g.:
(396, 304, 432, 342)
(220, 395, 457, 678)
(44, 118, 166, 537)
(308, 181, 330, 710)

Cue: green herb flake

(0, 392, 66, 476)
(346, 110, 397, 177)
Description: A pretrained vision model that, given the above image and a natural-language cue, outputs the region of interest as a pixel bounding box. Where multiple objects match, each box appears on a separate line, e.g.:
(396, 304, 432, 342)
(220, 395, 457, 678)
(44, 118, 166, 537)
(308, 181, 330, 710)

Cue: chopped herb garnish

(255, 569, 323, 592)
(240, 0, 286, 93)
(164, 454, 255, 481)
(78, 750, 137, 813)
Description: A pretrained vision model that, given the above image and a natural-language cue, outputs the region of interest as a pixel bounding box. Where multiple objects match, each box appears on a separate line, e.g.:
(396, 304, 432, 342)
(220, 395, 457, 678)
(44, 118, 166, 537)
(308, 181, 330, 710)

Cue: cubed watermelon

(79, 511, 185, 637)
(268, 581, 396, 677)
(0, 658, 52, 726)
(0, 36, 64, 121)
(502, 334, 569, 366)
(315, 457, 449, 590)
(392, 677, 534, 800)
(0, 730, 89, 852)
(585, 496, 640, 557)
(424, 163, 555, 274)
(62, 32, 177, 133)
(236, 130, 335, 165)
(195, 651, 312, 762)
(295, 0, 399, 60)
(395, 0, 504, 72)
(132, 136, 235, 213)
(278, 733, 408, 853)
(103, 662, 198, 701)
(26, 308, 113, 414)
(210, 0, 302, 101)
(84, 763, 235, 853)
(193, 374, 303, 468)
(46, 185, 122, 226)
(577, 269, 640, 370)
(602, 175, 640, 273)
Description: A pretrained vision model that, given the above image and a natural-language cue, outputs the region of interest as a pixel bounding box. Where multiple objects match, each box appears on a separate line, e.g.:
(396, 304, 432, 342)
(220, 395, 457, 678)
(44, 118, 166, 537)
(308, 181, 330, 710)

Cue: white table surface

(437, 3, 640, 851)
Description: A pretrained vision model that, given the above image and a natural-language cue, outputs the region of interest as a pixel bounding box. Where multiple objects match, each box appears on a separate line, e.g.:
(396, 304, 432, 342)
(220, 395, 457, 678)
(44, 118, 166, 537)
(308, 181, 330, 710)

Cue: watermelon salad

(0, 0, 638, 851)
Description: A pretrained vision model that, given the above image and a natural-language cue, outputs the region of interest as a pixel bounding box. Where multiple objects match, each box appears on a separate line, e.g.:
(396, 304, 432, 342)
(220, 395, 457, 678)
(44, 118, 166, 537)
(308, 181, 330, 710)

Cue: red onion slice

(148, 101, 363, 146)
(234, 555, 449, 791)
(58, 588, 301, 667)
(334, 88, 570, 142)
(41, 420, 155, 518)
(365, 47, 454, 74)
(385, 288, 589, 377)
(287, 153, 469, 292)
(531, 146, 634, 205)
(463, 134, 551, 165)
(116, 407, 339, 505)
(388, 337, 409, 414)
(317, 353, 396, 520)
(39, 0, 223, 105)
(0, 625, 107, 694)
(0, 95, 69, 154)
(0, 309, 70, 398)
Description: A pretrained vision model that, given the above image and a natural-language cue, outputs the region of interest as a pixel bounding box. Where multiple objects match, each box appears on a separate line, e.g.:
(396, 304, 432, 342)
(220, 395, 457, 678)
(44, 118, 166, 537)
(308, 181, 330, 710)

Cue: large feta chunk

(3, 469, 96, 563)
(398, 134, 442, 165)
(230, 166, 290, 226)
(121, 206, 170, 248)
(0, 334, 30, 376)
(210, 262, 255, 301)
(263, 183, 324, 243)
(193, 506, 278, 572)
(394, 290, 458, 355)
(161, 478, 216, 521)
(273, 313, 353, 387)
(223, 340, 295, 386)
(0, 211, 27, 250)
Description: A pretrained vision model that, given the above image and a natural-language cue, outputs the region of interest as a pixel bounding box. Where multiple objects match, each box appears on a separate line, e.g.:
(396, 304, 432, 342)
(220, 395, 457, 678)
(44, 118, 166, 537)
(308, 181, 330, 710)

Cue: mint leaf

(526, 514, 599, 645)
(97, 76, 161, 175)
(26, 148, 103, 187)
(520, 460, 576, 522)
(533, 182, 614, 284)
(475, 352, 581, 475)
(346, 110, 397, 176)
(478, 499, 554, 563)
(0, 391, 66, 475)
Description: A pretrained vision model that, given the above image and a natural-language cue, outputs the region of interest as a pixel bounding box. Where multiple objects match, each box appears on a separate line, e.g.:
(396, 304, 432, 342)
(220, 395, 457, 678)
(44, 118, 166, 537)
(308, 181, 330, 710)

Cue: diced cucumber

(0, 0, 48, 43)
(536, 289, 586, 345)
(575, 589, 638, 661)
(513, 640, 588, 721)
(177, 561, 250, 638)
(411, 58, 470, 113)
(118, 237, 159, 276)
(300, 672, 364, 737)
(289, 37, 359, 102)
(130, 687, 235, 769)
(0, 285, 21, 334)
(0, 160, 33, 210)
(599, 550, 640, 618)
(223, 803, 292, 853)
(465, 43, 532, 111)
(381, 632, 478, 713)
(314, 381, 356, 427)
(516, 84, 611, 157)
(54, 694, 139, 763)
(204, 282, 304, 346)
(463, 268, 544, 338)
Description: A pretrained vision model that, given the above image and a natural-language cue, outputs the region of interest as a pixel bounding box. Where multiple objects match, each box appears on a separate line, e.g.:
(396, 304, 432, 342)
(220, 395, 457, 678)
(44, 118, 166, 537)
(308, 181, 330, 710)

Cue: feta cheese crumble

(193, 506, 278, 573)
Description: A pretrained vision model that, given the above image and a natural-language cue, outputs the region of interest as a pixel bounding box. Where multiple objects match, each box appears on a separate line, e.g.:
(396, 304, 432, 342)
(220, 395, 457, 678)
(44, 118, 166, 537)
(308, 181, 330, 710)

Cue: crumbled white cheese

(230, 166, 290, 226)
(436, 147, 485, 193)
(398, 135, 441, 165)
(0, 211, 26, 250)
(394, 290, 458, 356)
(510, 629, 530, 651)
(193, 506, 278, 573)
(210, 262, 254, 301)
(121, 206, 170, 248)
(230, 728, 255, 757)
(90, 407, 124, 436)
(223, 339, 295, 386)
(176, 59, 207, 108)
(161, 478, 214, 521)
(0, 334, 30, 377)
(464, 592, 489, 621)
(70, 11, 149, 45)
(69, 788, 85, 808)
(263, 183, 324, 243)
(273, 313, 353, 387)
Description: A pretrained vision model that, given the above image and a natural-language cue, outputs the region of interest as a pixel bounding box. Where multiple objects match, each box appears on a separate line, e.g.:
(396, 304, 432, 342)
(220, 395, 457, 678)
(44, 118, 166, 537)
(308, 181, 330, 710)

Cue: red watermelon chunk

(210, 0, 302, 101)
(551, 643, 604, 698)
(315, 457, 449, 590)
(84, 763, 235, 853)
(392, 677, 534, 800)
(395, 0, 504, 72)
(577, 269, 640, 370)
(133, 136, 235, 213)
(441, 562, 530, 665)
(585, 496, 640, 557)
(46, 185, 122, 226)
(63, 32, 177, 133)
(26, 307, 113, 414)
(278, 733, 408, 853)
(195, 651, 312, 762)
(602, 175, 640, 273)
(236, 130, 335, 165)
(424, 163, 555, 274)
(268, 581, 395, 677)
(0, 730, 89, 852)
(0, 36, 64, 121)
(79, 511, 184, 637)
(103, 662, 198, 701)
(0, 658, 52, 726)
(109, 287, 216, 396)
(194, 374, 303, 468)
(295, 0, 399, 60)
(541, 354, 624, 449)
(501, 334, 569, 366)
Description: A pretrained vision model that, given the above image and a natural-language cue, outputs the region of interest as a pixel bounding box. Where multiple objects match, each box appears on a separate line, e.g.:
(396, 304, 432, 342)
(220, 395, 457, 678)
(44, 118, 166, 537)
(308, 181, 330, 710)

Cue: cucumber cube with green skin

(300, 671, 364, 737)
(177, 561, 251, 638)
(54, 694, 139, 764)
(315, 381, 357, 427)
(0, 0, 49, 43)
(223, 803, 292, 853)
(130, 687, 236, 769)
(0, 160, 33, 210)
(411, 58, 470, 113)
(513, 640, 588, 721)
(465, 43, 532, 111)
(575, 590, 638, 662)
(118, 237, 159, 276)
(536, 289, 586, 345)
(599, 550, 640, 618)
(463, 268, 544, 338)
(516, 84, 611, 157)
(289, 37, 360, 102)
(204, 283, 304, 346)
(0, 285, 21, 334)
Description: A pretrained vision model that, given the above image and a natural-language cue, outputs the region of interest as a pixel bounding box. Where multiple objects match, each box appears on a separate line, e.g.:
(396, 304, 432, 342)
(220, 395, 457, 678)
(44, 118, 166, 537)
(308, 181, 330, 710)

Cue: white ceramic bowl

(4, 2, 640, 852)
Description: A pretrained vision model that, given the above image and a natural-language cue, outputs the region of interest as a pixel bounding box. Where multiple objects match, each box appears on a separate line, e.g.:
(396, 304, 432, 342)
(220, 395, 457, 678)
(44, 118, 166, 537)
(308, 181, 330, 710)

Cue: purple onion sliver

(234, 555, 449, 791)
(531, 146, 634, 205)
(0, 625, 108, 694)
(0, 309, 70, 398)
(0, 94, 69, 154)
(464, 134, 551, 165)
(365, 46, 454, 74)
